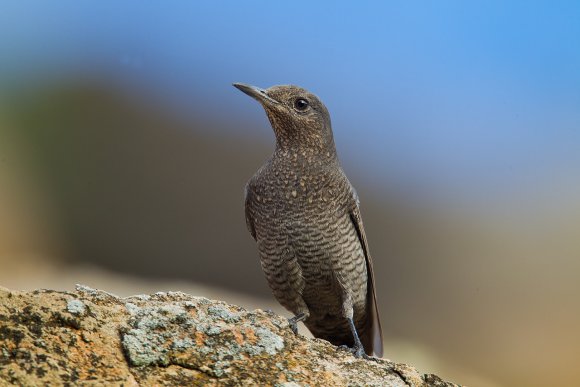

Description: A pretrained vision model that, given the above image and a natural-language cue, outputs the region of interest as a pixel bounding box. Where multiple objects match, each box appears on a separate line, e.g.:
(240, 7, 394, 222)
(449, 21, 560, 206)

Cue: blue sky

(1, 1, 579, 206)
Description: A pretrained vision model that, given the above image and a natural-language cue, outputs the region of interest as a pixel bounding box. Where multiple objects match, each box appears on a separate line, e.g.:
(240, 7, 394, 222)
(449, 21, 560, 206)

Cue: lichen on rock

(66, 299, 87, 315)
(121, 291, 287, 379)
(0, 285, 461, 386)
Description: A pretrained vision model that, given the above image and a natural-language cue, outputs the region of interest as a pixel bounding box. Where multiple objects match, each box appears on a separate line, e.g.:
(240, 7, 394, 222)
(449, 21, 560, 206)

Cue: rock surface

(0, 285, 460, 386)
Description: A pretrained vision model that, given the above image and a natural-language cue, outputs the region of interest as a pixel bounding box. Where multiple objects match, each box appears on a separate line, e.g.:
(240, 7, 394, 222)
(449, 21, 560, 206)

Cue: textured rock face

(0, 285, 459, 386)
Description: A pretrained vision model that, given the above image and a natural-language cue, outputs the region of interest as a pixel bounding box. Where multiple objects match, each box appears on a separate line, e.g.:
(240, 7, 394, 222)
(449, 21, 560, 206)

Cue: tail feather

(360, 282, 383, 357)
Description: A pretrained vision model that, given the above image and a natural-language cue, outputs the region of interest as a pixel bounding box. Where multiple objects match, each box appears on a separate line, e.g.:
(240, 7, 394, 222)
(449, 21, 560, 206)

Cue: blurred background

(1, 2, 579, 386)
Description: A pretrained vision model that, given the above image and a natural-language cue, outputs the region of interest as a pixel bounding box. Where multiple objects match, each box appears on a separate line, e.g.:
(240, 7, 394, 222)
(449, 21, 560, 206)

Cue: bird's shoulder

(329, 167, 360, 205)
(244, 162, 275, 197)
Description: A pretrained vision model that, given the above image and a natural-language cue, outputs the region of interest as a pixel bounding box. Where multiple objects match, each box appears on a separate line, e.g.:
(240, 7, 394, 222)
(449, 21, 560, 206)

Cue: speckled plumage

(234, 83, 383, 357)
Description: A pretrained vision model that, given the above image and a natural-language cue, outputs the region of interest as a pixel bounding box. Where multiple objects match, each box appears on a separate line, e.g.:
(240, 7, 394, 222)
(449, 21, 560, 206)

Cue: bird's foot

(287, 319, 299, 335)
(340, 317, 379, 361)
(338, 344, 375, 361)
(287, 313, 306, 335)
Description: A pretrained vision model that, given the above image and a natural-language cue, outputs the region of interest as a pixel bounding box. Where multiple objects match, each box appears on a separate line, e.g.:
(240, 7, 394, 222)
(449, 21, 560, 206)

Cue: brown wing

(244, 183, 256, 240)
(349, 192, 384, 358)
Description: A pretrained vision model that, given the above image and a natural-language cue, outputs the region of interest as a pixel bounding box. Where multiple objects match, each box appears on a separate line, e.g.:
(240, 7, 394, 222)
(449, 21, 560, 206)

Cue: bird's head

(233, 83, 335, 154)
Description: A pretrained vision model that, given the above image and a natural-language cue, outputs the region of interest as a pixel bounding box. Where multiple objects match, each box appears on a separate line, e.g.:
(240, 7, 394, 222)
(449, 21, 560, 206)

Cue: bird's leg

(336, 291, 372, 359)
(341, 318, 370, 359)
(287, 312, 307, 335)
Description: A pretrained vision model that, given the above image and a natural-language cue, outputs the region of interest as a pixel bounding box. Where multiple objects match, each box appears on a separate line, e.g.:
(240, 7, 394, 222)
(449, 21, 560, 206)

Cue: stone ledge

(0, 285, 460, 386)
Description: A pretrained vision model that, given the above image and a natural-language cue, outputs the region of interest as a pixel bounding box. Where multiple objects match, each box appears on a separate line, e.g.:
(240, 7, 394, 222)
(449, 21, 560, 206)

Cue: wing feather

(349, 189, 384, 357)
(244, 183, 257, 240)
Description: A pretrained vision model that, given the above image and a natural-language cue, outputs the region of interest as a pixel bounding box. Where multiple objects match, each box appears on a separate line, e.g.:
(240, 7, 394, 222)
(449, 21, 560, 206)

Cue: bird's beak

(233, 83, 280, 105)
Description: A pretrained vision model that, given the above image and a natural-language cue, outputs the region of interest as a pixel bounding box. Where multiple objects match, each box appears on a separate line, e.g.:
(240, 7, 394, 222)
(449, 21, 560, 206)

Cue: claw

(352, 344, 367, 359)
(287, 312, 306, 335)
(287, 319, 299, 335)
(339, 317, 378, 361)
(337, 342, 370, 359)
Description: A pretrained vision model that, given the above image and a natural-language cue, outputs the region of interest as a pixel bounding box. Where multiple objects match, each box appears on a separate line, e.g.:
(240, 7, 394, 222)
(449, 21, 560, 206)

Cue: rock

(0, 285, 460, 386)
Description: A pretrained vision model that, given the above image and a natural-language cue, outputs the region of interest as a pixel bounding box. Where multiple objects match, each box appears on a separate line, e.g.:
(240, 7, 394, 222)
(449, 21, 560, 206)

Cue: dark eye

(294, 98, 309, 111)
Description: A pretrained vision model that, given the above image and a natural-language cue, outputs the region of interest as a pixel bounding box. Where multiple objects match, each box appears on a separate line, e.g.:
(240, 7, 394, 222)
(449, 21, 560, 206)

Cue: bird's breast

(250, 164, 349, 218)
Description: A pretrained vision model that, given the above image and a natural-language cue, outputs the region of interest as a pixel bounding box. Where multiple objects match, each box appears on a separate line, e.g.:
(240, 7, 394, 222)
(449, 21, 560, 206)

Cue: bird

(233, 83, 383, 358)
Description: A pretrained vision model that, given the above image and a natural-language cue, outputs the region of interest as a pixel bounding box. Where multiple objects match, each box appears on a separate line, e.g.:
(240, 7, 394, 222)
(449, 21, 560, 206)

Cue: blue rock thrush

(234, 83, 383, 358)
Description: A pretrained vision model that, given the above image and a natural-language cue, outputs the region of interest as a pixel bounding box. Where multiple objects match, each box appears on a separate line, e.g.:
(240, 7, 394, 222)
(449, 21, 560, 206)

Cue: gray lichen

(75, 284, 119, 300)
(275, 383, 304, 387)
(247, 326, 284, 355)
(122, 327, 169, 367)
(207, 304, 241, 322)
(66, 299, 86, 315)
(122, 301, 192, 366)
(120, 294, 287, 378)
